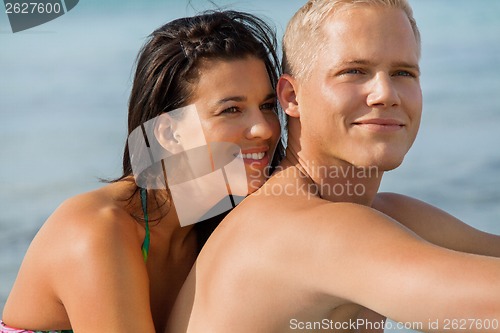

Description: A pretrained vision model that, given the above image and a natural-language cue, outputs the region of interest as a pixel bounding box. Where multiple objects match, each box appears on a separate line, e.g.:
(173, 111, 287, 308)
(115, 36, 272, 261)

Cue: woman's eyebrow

(215, 92, 276, 106)
(214, 96, 247, 106)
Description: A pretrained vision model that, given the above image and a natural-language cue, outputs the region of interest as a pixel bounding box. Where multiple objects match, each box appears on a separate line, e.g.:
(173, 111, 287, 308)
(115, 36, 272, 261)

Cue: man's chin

(375, 158, 405, 172)
(353, 156, 405, 173)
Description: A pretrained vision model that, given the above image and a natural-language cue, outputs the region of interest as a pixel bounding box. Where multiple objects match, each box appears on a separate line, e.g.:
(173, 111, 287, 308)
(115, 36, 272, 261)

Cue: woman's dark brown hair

(114, 10, 283, 248)
(118, 10, 282, 182)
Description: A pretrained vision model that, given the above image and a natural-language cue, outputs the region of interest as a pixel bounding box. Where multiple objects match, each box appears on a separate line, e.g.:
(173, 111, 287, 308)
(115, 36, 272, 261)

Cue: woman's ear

(277, 74, 300, 118)
(154, 113, 183, 154)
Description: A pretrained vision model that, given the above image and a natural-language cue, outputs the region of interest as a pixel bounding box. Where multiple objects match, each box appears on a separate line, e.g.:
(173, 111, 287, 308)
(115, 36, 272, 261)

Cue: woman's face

(174, 56, 281, 194)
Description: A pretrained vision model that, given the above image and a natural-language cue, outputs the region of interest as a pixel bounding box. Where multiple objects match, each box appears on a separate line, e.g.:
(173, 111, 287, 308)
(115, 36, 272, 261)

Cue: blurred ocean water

(1, 0, 499, 331)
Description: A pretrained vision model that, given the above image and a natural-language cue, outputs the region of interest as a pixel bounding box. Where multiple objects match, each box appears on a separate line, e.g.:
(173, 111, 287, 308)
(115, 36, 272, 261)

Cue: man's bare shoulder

(374, 192, 438, 213)
(197, 186, 435, 314)
(374, 192, 469, 221)
(212, 186, 403, 262)
(374, 192, 500, 255)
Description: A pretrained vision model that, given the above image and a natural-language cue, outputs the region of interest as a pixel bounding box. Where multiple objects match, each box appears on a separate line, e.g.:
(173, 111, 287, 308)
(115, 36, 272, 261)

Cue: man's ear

(154, 113, 182, 154)
(277, 74, 300, 118)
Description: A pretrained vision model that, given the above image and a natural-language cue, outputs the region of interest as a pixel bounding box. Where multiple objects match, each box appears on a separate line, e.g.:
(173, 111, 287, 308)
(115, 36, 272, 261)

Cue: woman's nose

(246, 109, 274, 140)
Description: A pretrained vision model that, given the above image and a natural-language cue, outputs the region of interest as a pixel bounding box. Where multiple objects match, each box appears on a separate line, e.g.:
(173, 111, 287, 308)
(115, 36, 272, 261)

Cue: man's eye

(394, 70, 416, 77)
(340, 68, 364, 75)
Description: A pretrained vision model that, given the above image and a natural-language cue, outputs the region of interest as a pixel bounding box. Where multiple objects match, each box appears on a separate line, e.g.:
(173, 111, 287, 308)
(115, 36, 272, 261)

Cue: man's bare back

(167, 163, 500, 333)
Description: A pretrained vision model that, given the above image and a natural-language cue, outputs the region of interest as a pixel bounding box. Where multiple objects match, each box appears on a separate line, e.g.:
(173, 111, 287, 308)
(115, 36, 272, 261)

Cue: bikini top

(0, 321, 73, 333)
(140, 187, 150, 262)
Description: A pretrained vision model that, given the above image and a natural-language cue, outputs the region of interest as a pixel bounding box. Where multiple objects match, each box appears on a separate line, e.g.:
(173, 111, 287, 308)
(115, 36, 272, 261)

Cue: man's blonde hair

(282, 0, 421, 80)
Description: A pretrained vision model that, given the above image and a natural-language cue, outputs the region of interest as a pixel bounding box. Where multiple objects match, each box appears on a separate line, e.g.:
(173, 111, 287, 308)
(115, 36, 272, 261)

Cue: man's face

(292, 5, 422, 171)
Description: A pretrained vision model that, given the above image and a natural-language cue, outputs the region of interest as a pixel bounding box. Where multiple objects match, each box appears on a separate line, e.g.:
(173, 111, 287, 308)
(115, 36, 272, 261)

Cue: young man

(167, 1, 500, 332)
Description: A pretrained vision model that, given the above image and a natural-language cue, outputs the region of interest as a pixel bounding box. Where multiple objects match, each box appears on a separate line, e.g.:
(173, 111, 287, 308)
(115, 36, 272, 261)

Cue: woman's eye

(220, 106, 240, 114)
(260, 102, 277, 112)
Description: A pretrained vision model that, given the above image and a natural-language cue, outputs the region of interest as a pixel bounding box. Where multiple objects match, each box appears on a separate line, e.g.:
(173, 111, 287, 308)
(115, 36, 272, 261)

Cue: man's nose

(366, 73, 401, 108)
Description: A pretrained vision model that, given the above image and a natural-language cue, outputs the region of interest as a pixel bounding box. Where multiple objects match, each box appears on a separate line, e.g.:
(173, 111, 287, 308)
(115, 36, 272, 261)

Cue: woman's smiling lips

(235, 147, 270, 167)
(352, 118, 405, 132)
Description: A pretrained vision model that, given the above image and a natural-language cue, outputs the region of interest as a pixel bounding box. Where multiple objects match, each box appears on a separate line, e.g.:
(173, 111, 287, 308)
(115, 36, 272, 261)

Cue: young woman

(1, 10, 282, 333)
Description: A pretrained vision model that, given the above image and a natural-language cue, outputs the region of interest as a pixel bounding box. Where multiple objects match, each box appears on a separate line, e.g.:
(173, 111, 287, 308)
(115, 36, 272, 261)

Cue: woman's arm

(39, 195, 156, 332)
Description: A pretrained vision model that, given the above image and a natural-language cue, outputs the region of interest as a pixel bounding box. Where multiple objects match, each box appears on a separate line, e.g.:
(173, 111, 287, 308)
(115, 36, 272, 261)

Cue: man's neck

(282, 147, 383, 206)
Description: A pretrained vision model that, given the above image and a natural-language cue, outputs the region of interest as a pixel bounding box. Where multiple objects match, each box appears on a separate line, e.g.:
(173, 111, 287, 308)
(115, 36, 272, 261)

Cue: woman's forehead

(192, 57, 273, 102)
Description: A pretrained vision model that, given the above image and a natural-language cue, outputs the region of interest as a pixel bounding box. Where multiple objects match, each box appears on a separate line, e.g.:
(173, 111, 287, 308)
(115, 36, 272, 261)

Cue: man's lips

(353, 118, 405, 126)
(352, 118, 405, 131)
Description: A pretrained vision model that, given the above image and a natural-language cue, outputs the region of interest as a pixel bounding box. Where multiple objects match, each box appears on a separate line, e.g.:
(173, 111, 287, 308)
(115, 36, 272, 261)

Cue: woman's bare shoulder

(27, 183, 143, 272)
(4, 183, 147, 325)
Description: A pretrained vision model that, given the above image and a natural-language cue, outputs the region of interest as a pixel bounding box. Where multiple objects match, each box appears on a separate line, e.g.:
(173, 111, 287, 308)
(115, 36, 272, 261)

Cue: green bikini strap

(140, 188, 150, 262)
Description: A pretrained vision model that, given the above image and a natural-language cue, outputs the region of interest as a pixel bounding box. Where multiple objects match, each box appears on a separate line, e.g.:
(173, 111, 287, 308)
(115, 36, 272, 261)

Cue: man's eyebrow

(392, 61, 421, 74)
(338, 59, 373, 67)
(332, 59, 420, 73)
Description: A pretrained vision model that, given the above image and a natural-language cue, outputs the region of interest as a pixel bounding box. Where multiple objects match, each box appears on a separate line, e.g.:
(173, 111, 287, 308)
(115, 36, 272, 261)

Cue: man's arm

(282, 202, 500, 332)
(373, 192, 500, 257)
